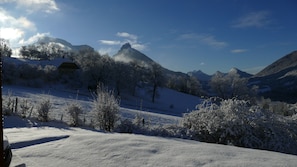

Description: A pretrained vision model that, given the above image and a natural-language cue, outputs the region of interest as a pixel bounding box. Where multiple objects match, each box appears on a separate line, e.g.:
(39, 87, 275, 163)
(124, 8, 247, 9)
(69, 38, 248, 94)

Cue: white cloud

(99, 40, 122, 45)
(232, 11, 271, 28)
(0, 27, 24, 40)
(0, 7, 38, 47)
(200, 35, 227, 48)
(231, 49, 248, 53)
(17, 16, 36, 29)
(0, 8, 36, 30)
(180, 33, 228, 48)
(116, 32, 137, 40)
(0, 0, 59, 13)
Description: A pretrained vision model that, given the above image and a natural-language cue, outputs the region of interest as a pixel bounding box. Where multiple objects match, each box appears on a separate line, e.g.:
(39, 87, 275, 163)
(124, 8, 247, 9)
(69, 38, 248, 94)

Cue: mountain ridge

(255, 51, 297, 77)
(250, 50, 297, 103)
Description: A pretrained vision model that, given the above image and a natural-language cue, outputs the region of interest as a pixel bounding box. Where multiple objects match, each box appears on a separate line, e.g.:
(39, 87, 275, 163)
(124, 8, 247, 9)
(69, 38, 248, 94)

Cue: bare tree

(0, 39, 12, 57)
(129, 60, 145, 96)
(92, 84, 120, 131)
(148, 63, 164, 103)
(114, 61, 130, 96)
(210, 72, 251, 100)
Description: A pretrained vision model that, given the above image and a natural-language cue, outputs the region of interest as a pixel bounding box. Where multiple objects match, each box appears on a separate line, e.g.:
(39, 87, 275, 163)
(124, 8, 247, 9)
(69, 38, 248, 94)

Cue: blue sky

(0, 0, 296, 74)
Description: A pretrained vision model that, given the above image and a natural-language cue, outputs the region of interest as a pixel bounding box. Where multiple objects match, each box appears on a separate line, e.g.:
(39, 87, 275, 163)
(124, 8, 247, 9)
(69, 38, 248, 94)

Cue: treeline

(19, 42, 71, 60)
(2, 41, 257, 101)
(3, 42, 206, 101)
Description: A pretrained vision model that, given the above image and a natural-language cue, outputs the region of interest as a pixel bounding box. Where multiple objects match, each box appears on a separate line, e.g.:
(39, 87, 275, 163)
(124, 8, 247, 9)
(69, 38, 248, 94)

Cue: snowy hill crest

(36, 36, 94, 52)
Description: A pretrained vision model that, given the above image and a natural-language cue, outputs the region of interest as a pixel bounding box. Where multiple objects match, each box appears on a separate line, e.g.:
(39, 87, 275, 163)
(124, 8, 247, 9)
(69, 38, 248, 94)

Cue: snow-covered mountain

(250, 50, 297, 103)
(187, 70, 211, 81)
(113, 43, 189, 79)
(228, 67, 253, 78)
(255, 51, 297, 77)
(113, 43, 155, 66)
(36, 36, 94, 52)
(188, 68, 252, 82)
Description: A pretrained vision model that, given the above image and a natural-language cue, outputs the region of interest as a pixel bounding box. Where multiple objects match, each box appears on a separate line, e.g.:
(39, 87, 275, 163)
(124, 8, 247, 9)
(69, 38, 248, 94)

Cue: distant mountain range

(31, 36, 297, 102)
(113, 42, 297, 102)
(188, 68, 252, 81)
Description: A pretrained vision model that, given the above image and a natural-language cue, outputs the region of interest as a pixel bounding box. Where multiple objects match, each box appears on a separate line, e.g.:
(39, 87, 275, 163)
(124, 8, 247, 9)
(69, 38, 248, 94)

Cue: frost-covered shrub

(37, 98, 52, 122)
(116, 116, 187, 139)
(66, 102, 83, 127)
(3, 91, 15, 115)
(116, 119, 135, 133)
(19, 98, 32, 118)
(148, 124, 188, 138)
(133, 113, 145, 127)
(92, 84, 120, 132)
(257, 98, 297, 116)
(182, 98, 297, 155)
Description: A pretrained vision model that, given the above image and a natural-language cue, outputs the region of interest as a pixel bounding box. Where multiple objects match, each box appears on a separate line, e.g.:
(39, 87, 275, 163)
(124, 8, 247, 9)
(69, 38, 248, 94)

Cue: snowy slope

(4, 117, 297, 167)
(3, 85, 297, 166)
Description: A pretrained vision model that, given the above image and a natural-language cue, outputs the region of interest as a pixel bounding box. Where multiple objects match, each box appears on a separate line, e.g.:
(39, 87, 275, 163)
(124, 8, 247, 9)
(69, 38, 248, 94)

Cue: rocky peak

(121, 43, 132, 50)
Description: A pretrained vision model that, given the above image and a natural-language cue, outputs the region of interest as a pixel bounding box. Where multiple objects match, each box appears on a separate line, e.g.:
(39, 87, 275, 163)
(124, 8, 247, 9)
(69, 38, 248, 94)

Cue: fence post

(15, 97, 18, 114)
(0, 37, 5, 167)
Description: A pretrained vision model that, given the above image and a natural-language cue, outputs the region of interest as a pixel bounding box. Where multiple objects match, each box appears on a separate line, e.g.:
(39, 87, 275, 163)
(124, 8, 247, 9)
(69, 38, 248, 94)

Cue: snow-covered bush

(116, 113, 147, 134)
(92, 84, 120, 132)
(116, 119, 136, 133)
(133, 113, 145, 127)
(3, 91, 15, 115)
(182, 98, 297, 155)
(37, 98, 52, 122)
(19, 98, 33, 118)
(66, 102, 83, 127)
(116, 113, 187, 138)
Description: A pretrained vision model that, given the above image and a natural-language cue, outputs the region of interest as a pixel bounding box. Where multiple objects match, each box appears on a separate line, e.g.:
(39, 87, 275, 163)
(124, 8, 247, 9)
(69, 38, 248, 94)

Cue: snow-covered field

(3, 85, 297, 166)
(4, 117, 297, 167)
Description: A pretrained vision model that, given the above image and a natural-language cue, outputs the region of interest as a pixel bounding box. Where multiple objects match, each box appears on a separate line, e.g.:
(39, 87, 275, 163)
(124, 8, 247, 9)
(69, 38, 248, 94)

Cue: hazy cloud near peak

(116, 32, 137, 40)
(99, 40, 122, 45)
(98, 32, 147, 55)
(232, 11, 271, 28)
